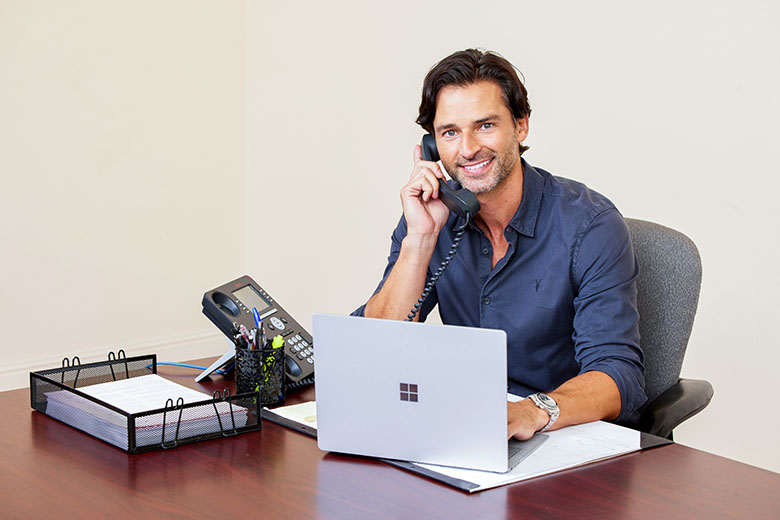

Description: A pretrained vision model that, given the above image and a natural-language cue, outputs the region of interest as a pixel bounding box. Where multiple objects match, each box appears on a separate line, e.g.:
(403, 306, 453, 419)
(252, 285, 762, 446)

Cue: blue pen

(252, 307, 262, 328)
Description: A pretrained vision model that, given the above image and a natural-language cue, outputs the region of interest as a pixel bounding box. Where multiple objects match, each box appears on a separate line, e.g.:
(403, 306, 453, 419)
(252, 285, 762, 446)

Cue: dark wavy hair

(416, 49, 531, 155)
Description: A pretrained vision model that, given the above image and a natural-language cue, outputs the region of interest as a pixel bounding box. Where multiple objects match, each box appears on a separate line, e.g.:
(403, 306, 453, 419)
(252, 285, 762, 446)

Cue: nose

(459, 133, 480, 159)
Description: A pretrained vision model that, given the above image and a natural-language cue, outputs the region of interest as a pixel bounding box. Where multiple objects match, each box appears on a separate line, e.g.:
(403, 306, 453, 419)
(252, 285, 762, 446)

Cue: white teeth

(464, 159, 490, 171)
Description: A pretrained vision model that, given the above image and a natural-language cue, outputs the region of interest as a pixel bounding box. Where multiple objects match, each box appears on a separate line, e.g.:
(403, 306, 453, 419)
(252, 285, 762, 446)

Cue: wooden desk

(2, 360, 777, 519)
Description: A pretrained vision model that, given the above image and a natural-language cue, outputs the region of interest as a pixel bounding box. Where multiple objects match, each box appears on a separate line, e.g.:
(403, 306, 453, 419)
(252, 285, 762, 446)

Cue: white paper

(270, 396, 642, 492)
(414, 420, 641, 491)
(266, 400, 318, 429)
(45, 375, 248, 449)
(408, 393, 641, 491)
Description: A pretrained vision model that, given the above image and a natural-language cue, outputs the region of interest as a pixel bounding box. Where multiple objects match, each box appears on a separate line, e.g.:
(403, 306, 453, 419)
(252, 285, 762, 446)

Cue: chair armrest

(638, 378, 714, 439)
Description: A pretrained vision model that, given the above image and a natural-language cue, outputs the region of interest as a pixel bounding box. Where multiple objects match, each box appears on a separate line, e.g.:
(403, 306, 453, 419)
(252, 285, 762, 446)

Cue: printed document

(45, 375, 248, 450)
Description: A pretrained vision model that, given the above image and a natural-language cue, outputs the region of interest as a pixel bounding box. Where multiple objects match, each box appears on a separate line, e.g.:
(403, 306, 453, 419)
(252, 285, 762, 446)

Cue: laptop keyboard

(507, 434, 549, 471)
(508, 439, 524, 459)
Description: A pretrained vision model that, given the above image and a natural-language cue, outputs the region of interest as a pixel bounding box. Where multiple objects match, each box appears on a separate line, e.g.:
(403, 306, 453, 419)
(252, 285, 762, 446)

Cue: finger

(429, 160, 445, 179)
(419, 175, 436, 202)
(429, 175, 441, 200)
(416, 167, 441, 201)
(402, 168, 431, 198)
(507, 421, 522, 440)
(410, 158, 441, 184)
(416, 160, 444, 181)
(413, 144, 422, 164)
(508, 423, 533, 441)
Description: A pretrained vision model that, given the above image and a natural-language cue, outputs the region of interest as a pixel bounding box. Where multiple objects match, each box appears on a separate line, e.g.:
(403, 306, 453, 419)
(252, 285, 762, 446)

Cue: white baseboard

(0, 329, 230, 392)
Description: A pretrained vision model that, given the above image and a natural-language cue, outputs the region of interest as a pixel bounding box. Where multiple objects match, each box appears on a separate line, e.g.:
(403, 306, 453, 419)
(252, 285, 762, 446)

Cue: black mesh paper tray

(30, 352, 261, 453)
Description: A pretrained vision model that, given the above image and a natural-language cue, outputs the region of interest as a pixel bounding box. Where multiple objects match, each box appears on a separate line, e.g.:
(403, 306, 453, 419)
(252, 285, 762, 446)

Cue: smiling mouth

(461, 158, 493, 173)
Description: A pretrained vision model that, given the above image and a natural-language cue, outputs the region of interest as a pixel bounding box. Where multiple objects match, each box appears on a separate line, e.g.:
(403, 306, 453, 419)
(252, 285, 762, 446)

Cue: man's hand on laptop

(507, 400, 550, 440)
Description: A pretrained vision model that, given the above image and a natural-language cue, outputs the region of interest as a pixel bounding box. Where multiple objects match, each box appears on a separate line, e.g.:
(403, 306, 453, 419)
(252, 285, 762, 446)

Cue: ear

(515, 116, 530, 143)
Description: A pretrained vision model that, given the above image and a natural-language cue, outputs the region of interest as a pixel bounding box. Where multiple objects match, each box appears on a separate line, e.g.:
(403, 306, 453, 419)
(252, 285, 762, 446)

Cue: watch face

(537, 393, 557, 409)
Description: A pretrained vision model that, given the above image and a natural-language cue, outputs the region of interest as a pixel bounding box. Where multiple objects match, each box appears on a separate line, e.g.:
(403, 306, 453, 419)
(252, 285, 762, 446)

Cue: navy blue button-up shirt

(353, 159, 646, 423)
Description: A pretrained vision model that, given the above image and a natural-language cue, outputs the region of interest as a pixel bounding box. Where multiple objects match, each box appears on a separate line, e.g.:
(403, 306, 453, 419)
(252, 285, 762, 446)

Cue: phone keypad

(287, 334, 314, 364)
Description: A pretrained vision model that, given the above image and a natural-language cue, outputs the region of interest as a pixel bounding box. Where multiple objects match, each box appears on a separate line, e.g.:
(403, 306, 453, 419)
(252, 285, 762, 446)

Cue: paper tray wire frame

(29, 350, 261, 453)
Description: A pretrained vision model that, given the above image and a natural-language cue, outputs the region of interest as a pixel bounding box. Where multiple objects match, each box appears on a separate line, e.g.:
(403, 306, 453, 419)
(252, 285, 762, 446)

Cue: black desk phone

(198, 275, 314, 385)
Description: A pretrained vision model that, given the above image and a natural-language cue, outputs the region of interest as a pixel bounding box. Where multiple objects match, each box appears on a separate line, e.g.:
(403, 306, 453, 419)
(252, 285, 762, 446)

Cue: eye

(480, 122, 494, 130)
(443, 129, 457, 138)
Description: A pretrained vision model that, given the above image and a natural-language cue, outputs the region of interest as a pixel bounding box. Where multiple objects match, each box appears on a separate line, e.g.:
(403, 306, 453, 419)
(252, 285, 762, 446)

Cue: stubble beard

(444, 140, 520, 195)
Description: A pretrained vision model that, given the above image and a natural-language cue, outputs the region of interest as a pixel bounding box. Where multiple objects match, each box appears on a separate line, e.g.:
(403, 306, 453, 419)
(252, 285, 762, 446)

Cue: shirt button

(481, 248, 490, 255)
(483, 297, 491, 305)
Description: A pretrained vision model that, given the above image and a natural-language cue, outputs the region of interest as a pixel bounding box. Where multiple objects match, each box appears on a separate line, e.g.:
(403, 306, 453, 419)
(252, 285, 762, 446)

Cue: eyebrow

(433, 114, 501, 133)
(474, 115, 500, 125)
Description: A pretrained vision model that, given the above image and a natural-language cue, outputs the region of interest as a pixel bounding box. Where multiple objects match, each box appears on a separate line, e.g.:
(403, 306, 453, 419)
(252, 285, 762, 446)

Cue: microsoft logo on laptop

(399, 382, 419, 402)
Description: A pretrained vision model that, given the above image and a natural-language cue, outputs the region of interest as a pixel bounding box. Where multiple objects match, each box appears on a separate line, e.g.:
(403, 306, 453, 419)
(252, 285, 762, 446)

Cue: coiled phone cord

(406, 213, 471, 322)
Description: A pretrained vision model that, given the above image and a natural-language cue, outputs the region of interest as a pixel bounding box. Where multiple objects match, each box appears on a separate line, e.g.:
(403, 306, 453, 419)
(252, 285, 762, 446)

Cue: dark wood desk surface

(2, 359, 778, 519)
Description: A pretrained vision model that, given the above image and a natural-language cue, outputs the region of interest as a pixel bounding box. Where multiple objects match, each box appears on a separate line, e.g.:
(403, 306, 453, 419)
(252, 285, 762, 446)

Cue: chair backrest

(625, 218, 702, 404)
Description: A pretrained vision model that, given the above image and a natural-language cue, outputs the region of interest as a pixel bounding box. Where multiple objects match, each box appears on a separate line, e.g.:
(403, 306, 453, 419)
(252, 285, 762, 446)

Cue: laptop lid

(313, 314, 510, 472)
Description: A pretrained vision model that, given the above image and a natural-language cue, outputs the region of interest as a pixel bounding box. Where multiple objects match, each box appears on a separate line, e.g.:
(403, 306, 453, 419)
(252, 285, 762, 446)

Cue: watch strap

(529, 392, 559, 432)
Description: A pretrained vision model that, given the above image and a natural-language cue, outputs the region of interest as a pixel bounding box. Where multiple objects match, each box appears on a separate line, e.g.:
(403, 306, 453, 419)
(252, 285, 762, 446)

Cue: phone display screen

(232, 285, 272, 312)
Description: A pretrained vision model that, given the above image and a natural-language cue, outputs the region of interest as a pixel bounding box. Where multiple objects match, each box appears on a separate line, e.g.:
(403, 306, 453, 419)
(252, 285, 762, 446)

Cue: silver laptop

(312, 314, 547, 473)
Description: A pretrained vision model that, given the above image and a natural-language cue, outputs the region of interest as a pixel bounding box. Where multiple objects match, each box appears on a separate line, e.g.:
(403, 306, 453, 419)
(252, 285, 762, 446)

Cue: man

(351, 49, 646, 440)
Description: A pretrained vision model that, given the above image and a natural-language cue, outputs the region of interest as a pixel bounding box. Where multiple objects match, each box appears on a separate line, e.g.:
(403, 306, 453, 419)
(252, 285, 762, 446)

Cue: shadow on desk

(313, 450, 644, 517)
(30, 409, 270, 490)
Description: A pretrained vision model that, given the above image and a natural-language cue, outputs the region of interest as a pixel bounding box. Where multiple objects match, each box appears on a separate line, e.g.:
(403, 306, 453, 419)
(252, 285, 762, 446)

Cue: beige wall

(247, 1, 780, 474)
(2, 0, 777, 475)
(0, 1, 246, 388)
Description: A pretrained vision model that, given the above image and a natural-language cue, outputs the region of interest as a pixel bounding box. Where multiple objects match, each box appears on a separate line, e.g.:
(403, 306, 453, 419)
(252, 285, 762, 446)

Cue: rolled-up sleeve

(350, 216, 439, 322)
(571, 209, 647, 422)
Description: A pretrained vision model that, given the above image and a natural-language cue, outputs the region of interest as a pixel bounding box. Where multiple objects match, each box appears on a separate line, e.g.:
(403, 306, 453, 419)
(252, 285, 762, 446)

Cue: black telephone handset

(420, 134, 481, 219)
(406, 136, 481, 321)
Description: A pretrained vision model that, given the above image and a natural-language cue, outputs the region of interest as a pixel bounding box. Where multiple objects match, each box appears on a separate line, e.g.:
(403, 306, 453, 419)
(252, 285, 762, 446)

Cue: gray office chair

(624, 218, 714, 440)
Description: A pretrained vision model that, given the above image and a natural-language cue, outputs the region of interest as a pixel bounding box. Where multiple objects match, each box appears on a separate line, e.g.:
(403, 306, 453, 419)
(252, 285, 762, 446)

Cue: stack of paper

(45, 374, 248, 450)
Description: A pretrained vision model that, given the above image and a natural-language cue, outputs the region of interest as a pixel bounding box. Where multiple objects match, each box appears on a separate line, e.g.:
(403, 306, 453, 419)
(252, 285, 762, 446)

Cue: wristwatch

(529, 393, 559, 432)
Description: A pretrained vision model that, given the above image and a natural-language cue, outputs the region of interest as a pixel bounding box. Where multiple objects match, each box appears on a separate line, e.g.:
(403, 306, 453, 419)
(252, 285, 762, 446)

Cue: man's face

(432, 81, 528, 194)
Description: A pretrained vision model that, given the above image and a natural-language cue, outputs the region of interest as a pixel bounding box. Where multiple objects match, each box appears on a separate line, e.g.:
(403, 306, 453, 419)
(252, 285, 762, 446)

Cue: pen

(252, 307, 262, 328)
(238, 324, 252, 346)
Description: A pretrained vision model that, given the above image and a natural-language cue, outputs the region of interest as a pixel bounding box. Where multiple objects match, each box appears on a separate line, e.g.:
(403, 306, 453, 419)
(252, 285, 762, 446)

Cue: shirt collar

(509, 158, 543, 238)
(455, 157, 544, 238)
